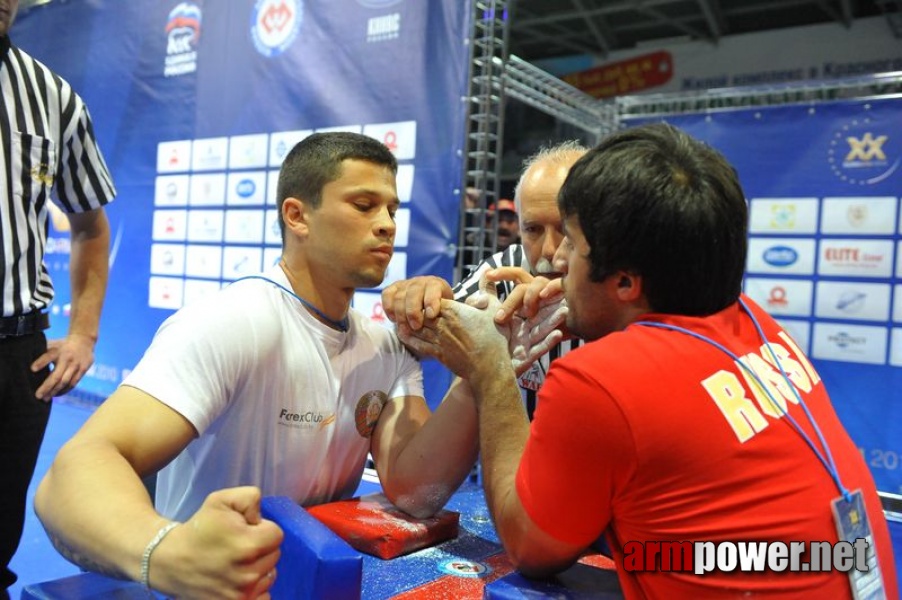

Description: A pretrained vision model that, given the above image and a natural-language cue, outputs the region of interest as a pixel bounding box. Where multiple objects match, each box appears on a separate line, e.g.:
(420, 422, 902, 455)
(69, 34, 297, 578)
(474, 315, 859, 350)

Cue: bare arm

(399, 298, 584, 575)
(370, 377, 479, 518)
(35, 386, 283, 598)
(32, 208, 109, 400)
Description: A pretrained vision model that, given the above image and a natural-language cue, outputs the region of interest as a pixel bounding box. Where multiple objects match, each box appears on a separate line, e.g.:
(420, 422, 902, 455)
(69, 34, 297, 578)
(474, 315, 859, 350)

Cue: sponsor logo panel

(191, 138, 229, 171)
(187, 210, 225, 242)
(228, 134, 270, 169)
(157, 140, 192, 173)
(396, 164, 414, 203)
(265, 209, 282, 245)
(363, 121, 417, 160)
(820, 197, 898, 235)
(189, 173, 227, 206)
(184, 245, 223, 279)
(155, 175, 190, 206)
(148, 276, 184, 310)
(748, 198, 819, 234)
(817, 239, 893, 278)
(747, 238, 816, 275)
(394, 208, 411, 247)
(227, 171, 267, 206)
(153, 210, 188, 242)
(222, 246, 264, 280)
(353, 291, 392, 329)
(268, 130, 312, 167)
(224, 210, 266, 244)
(814, 281, 891, 322)
(150, 243, 186, 276)
(744, 278, 813, 317)
(891, 329, 902, 367)
(811, 322, 888, 365)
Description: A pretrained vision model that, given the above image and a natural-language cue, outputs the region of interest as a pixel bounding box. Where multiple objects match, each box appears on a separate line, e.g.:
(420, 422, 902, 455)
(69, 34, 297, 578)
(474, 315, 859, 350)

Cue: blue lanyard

(634, 298, 851, 502)
(231, 275, 350, 332)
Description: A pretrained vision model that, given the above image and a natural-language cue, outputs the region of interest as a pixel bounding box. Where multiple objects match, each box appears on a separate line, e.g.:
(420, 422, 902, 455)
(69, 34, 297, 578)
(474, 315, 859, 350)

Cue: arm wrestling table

(21, 482, 623, 599)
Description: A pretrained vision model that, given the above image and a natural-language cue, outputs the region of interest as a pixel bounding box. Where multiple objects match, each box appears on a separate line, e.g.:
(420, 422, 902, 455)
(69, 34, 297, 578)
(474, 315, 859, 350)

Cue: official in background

(383, 141, 586, 419)
(0, 0, 116, 595)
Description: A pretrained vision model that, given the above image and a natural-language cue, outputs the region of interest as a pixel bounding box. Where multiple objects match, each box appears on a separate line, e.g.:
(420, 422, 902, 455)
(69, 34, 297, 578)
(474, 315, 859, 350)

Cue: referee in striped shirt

(1, 1, 116, 594)
(382, 141, 586, 419)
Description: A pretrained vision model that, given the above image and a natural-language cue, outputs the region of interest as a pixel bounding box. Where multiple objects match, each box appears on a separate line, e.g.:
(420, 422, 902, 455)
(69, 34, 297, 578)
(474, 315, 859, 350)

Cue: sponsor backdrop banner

(625, 100, 902, 494)
(16, 0, 470, 406)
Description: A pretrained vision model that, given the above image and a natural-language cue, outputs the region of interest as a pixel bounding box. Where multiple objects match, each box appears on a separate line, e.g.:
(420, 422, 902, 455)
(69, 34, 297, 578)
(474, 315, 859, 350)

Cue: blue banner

(625, 101, 902, 494)
(16, 0, 470, 405)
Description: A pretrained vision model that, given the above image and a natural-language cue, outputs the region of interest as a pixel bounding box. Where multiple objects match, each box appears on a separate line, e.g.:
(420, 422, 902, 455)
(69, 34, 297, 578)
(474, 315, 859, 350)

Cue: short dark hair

(276, 132, 398, 234)
(558, 122, 748, 316)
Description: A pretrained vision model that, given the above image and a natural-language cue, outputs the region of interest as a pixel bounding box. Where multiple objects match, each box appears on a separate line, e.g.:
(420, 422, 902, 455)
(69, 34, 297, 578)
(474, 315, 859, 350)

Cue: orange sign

(562, 50, 673, 98)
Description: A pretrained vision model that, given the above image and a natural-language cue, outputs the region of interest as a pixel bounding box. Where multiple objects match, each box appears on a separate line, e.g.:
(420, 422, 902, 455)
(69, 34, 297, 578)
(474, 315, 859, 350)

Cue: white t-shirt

(123, 266, 423, 521)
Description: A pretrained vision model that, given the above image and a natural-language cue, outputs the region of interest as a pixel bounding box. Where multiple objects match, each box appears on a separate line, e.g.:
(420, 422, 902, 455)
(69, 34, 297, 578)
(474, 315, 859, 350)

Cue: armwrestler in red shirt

(399, 123, 898, 599)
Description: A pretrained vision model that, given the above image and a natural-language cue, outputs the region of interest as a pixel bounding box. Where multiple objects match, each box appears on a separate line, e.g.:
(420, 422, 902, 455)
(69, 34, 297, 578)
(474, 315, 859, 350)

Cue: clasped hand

(388, 270, 567, 378)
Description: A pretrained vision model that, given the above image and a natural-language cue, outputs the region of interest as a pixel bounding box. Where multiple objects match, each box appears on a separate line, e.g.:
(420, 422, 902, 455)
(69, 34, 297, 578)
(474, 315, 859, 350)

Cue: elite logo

(251, 0, 302, 58)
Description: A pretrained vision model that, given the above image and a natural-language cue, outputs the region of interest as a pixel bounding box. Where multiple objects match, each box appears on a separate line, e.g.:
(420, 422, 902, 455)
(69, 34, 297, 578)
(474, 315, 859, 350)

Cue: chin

(355, 271, 386, 290)
(566, 314, 597, 342)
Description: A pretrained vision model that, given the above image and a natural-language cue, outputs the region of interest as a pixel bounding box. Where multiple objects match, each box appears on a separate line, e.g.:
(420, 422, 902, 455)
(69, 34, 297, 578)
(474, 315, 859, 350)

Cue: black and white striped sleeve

(452, 244, 527, 302)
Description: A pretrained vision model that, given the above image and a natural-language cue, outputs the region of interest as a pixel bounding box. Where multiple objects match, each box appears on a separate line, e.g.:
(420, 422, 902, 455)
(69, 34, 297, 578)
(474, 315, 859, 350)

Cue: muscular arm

(35, 387, 283, 598)
(370, 377, 479, 518)
(467, 357, 584, 576)
(35, 385, 196, 580)
(32, 208, 110, 399)
(398, 298, 584, 575)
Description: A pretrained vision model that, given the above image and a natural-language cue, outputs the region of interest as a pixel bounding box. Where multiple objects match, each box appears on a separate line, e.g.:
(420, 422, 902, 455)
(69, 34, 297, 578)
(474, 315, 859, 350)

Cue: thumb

(216, 486, 264, 525)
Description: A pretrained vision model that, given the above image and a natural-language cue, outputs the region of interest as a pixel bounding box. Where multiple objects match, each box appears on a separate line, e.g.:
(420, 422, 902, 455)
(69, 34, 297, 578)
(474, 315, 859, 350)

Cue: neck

(279, 260, 351, 332)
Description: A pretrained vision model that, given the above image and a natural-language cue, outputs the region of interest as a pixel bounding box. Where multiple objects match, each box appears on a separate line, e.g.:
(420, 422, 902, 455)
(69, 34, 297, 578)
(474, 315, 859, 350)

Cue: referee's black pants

(0, 333, 50, 592)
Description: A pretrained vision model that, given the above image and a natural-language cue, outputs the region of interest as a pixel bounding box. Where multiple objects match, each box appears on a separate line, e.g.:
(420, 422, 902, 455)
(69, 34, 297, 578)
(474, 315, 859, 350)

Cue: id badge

(831, 489, 886, 600)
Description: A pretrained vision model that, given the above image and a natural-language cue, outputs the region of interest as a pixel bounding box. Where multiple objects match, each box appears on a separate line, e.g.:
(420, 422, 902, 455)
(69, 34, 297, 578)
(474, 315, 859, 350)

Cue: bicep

(72, 384, 198, 477)
(497, 490, 585, 576)
(369, 394, 430, 471)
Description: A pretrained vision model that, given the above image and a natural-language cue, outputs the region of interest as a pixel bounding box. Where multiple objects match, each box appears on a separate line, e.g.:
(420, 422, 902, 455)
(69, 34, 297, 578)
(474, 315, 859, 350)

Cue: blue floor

(8, 400, 90, 600)
(8, 398, 902, 599)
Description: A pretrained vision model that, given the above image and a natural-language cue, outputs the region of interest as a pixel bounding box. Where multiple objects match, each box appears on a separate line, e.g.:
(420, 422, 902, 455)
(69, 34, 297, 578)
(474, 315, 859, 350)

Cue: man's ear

(282, 197, 309, 238)
(614, 271, 643, 302)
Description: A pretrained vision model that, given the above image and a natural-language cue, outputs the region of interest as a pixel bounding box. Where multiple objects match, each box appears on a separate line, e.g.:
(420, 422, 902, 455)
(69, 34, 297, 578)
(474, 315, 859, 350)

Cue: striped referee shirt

(1, 36, 115, 317)
(453, 243, 582, 420)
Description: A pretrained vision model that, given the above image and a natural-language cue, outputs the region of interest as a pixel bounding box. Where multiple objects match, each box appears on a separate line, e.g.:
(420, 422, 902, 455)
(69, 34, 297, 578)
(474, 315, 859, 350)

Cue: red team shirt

(516, 295, 897, 599)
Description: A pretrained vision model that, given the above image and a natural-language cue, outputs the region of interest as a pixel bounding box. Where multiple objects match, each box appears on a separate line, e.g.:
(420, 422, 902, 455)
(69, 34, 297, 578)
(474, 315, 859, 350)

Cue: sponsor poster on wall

(16, 0, 471, 405)
(625, 100, 902, 494)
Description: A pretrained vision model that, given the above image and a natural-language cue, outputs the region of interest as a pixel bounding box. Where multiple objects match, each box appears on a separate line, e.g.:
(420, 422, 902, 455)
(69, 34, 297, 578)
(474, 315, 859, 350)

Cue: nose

(375, 206, 396, 239)
(542, 229, 563, 261)
(552, 237, 569, 274)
